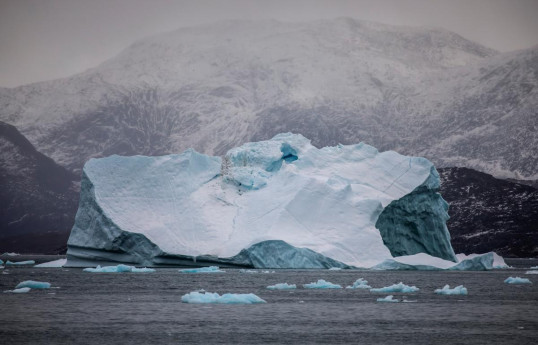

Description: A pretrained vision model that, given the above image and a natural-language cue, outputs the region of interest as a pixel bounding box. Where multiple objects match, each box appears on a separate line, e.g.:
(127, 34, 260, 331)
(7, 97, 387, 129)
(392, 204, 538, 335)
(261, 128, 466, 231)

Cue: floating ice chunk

(83, 264, 154, 273)
(267, 283, 297, 290)
(178, 266, 224, 273)
(377, 295, 399, 303)
(16, 281, 51, 289)
(5, 260, 35, 266)
(329, 267, 342, 271)
(239, 269, 259, 274)
(0, 259, 3, 265)
(530, 266, 538, 269)
(2, 252, 20, 256)
(303, 279, 342, 289)
(5, 287, 31, 293)
(370, 282, 419, 293)
(181, 291, 266, 304)
(346, 278, 372, 289)
(402, 299, 417, 303)
(525, 270, 538, 275)
(434, 285, 468, 295)
(35, 259, 67, 268)
(504, 277, 532, 284)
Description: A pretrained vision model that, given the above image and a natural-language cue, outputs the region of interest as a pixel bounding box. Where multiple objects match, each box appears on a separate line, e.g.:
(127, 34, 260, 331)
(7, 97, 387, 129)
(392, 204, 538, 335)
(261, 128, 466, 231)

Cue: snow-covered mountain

(1, 18, 535, 182)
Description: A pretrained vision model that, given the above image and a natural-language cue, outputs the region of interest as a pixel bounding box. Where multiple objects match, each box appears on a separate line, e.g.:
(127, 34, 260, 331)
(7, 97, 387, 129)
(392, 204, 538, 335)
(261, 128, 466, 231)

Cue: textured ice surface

(346, 278, 372, 289)
(181, 291, 266, 304)
(303, 279, 342, 289)
(377, 295, 399, 303)
(83, 264, 155, 273)
(504, 277, 532, 284)
(178, 266, 224, 273)
(370, 282, 419, 293)
(5, 260, 35, 266)
(267, 283, 297, 290)
(5, 287, 31, 293)
(435, 285, 468, 295)
(372, 252, 506, 271)
(35, 259, 67, 268)
(16, 281, 51, 289)
(66, 133, 457, 268)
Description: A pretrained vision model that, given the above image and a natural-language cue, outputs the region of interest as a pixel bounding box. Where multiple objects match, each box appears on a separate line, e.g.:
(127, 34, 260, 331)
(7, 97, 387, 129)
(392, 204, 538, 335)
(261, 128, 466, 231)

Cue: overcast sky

(1, 0, 537, 88)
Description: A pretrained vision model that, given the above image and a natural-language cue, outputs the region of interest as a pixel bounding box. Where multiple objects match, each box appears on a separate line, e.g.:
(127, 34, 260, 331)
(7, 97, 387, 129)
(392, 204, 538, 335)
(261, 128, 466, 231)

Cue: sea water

(0, 259, 537, 344)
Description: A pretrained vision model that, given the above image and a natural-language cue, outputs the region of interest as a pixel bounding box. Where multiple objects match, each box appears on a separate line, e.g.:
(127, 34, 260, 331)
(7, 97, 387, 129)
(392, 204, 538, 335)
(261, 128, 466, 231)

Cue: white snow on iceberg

(346, 278, 371, 289)
(181, 291, 266, 304)
(16, 281, 51, 289)
(377, 295, 399, 303)
(504, 277, 532, 284)
(370, 282, 419, 293)
(83, 264, 155, 273)
(179, 266, 224, 273)
(267, 283, 296, 290)
(434, 285, 468, 295)
(303, 279, 342, 289)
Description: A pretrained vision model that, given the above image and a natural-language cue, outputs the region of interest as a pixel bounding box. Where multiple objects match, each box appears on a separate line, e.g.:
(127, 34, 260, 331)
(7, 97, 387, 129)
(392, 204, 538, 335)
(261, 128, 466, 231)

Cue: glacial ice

(5, 287, 31, 294)
(83, 264, 155, 273)
(66, 133, 458, 268)
(346, 278, 371, 289)
(181, 291, 266, 304)
(35, 259, 67, 268)
(178, 266, 224, 273)
(377, 295, 399, 303)
(434, 285, 468, 295)
(5, 260, 35, 266)
(372, 252, 507, 271)
(504, 277, 532, 284)
(370, 282, 419, 293)
(303, 279, 342, 289)
(267, 283, 297, 290)
(16, 281, 51, 289)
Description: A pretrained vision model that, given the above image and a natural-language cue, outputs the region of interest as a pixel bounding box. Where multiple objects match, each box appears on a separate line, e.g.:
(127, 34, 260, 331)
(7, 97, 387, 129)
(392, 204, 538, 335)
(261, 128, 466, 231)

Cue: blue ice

(303, 279, 342, 289)
(346, 278, 371, 289)
(267, 283, 296, 290)
(16, 280, 51, 289)
(5, 260, 35, 266)
(504, 277, 532, 284)
(370, 282, 419, 293)
(181, 291, 266, 304)
(377, 295, 399, 303)
(178, 266, 224, 273)
(83, 264, 155, 273)
(434, 284, 468, 295)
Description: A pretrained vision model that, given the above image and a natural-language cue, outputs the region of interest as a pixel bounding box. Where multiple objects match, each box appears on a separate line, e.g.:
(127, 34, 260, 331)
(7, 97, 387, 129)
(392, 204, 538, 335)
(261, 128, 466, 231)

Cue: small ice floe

(303, 279, 342, 289)
(525, 270, 538, 275)
(179, 266, 224, 273)
(16, 280, 51, 289)
(83, 264, 155, 273)
(181, 291, 266, 304)
(5, 260, 35, 266)
(267, 283, 296, 290)
(370, 282, 419, 293)
(35, 259, 67, 268)
(377, 295, 399, 303)
(328, 267, 342, 271)
(529, 266, 538, 269)
(2, 252, 20, 256)
(434, 285, 468, 295)
(504, 277, 532, 284)
(239, 269, 274, 274)
(4, 287, 31, 294)
(346, 278, 371, 289)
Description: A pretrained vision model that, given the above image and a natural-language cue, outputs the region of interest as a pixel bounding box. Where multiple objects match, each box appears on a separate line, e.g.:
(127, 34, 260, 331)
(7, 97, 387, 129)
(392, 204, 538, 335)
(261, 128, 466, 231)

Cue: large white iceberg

(65, 133, 457, 268)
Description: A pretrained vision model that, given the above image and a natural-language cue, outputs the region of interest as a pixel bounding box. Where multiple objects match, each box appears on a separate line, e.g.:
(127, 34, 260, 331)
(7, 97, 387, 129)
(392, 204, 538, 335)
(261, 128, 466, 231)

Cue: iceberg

(181, 291, 266, 304)
(346, 278, 372, 289)
(35, 259, 67, 268)
(178, 266, 224, 273)
(377, 295, 399, 303)
(434, 285, 468, 295)
(504, 277, 532, 284)
(16, 281, 51, 289)
(5, 287, 31, 294)
(65, 133, 457, 268)
(372, 252, 507, 271)
(370, 282, 419, 293)
(83, 264, 155, 273)
(525, 270, 538, 275)
(267, 283, 297, 290)
(303, 279, 342, 289)
(5, 260, 35, 266)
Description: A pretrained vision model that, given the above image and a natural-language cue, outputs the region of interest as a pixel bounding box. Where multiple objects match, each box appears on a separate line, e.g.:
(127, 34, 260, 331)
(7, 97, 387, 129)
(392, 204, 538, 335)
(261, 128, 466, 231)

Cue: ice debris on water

(178, 266, 224, 273)
(83, 264, 155, 273)
(377, 295, 399, 303)
(181, 291, 266, 304)
(529, 266, 538, 269)
(329, 267, 342, 271)
(5, 260, 35, 266)
(5, 287, 31, 294)
(504, 277, 532, 284)
(370, 282, 419, 293)
(346, 278, 371, 289)
(267, 283, 296, 290)
(239, 269, 275, 274)
(16, 281, 51, 289)
(525, 270, 538, 275)
(434, 285, 468, 295)
(303, 279, 342, 289)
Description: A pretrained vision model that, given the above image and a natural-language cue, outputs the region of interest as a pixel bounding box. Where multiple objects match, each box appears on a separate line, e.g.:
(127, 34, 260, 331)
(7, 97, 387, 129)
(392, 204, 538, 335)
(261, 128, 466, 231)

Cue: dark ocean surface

(1, 257, 537, 345)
